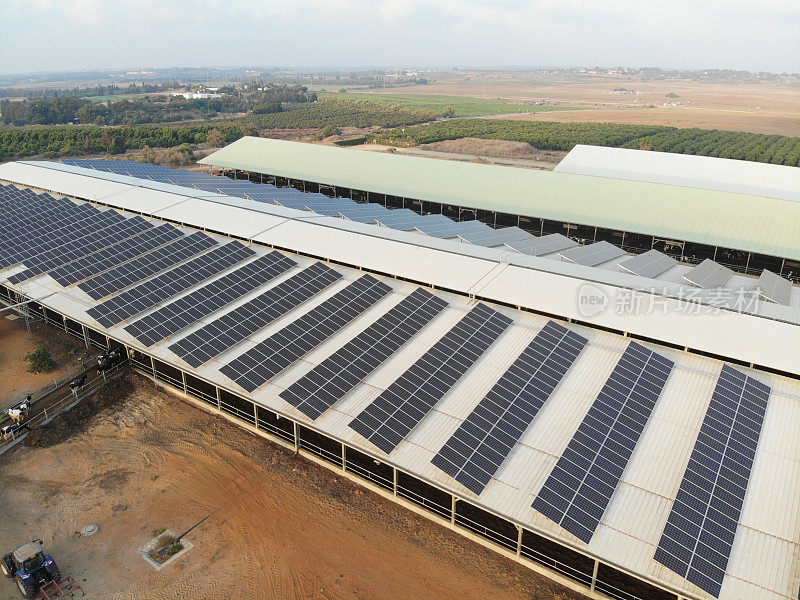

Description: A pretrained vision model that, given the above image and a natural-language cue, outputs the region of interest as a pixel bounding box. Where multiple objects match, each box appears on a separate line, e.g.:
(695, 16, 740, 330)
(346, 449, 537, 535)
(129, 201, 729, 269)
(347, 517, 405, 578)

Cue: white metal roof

(554, 145, 800, 203)
(1, 161, 799, 378)
(2, 172, 800, 600)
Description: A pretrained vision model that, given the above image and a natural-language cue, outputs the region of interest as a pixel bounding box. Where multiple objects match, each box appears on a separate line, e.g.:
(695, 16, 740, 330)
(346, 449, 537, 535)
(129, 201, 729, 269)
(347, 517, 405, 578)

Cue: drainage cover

(81, 524, 98, 537)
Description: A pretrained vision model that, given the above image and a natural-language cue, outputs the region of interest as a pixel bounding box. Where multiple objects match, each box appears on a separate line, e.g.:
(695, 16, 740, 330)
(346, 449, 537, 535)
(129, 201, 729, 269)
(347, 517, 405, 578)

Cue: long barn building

(1, 153, 799, 600)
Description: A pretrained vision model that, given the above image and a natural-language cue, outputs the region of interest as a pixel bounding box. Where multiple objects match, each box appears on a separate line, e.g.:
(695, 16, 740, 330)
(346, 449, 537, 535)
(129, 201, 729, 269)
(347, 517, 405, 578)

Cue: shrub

(165, 541, 184, 557)
(24, 346, 55, 373)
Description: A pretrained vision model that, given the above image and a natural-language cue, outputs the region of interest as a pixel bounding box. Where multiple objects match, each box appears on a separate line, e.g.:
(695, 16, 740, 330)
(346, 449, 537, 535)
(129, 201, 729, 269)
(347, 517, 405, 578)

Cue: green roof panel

(200, 137, 800, 261)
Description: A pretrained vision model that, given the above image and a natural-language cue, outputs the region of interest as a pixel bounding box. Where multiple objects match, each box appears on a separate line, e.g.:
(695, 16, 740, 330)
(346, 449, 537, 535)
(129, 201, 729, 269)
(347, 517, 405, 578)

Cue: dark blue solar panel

(78, 231, 217, 300)
(169, 262, 341, 368)
(349, 303, 513, 454)
(87, 241, 254, 328)
(280, 287, 449, 419)
(124, 251, 297, 346)
(432, 320, 588, 495)
(220, 274, 392, 392)
(532, 342, 674, 543)
(653, 364, 770, 598)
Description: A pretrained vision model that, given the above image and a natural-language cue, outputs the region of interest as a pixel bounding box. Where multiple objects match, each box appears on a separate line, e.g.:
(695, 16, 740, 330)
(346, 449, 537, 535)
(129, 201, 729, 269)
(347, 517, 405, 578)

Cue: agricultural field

(373, 72, 800, 136)
(319, 92, 573, 117)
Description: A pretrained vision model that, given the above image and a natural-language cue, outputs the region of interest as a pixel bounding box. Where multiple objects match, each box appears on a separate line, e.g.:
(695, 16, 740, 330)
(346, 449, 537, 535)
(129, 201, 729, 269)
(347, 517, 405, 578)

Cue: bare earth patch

(0, 316, 86, 405)
(0, 375, 585, 600)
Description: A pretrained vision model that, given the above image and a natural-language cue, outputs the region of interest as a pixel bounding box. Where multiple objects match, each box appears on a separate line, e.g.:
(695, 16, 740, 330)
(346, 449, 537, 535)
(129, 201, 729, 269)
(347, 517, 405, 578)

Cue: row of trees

(0, 97, 439, 160)
(236, 97, 439, 129)
(378, 119, 800, 167)
(0, 123, 246, 159)
(0, 84, 315, 127)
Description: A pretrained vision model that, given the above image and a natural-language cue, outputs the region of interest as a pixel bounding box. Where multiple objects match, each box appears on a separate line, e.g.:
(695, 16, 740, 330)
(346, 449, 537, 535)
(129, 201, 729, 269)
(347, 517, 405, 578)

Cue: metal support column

(516, 525, 523, 556)
(392, 467, 398, 496)
(216, 386, 221, 411)
(293, 421, 299, 452)
(82, 325, 90, 349)
(341, 443, 346, 470)
(451, 496, 457, 525)
(181, 370, 187, 394)
(590, 559, 600, 592)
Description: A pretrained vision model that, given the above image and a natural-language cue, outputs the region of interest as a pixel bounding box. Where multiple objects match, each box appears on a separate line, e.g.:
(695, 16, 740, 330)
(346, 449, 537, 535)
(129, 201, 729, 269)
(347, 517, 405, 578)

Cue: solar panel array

(220, 274, 392, 392)
(654, 365, 770, 597)
(7, 215, 153, 284)
(124, 251, 297, 346)
(349, 303, 513, 454)
(619, 249, 677, 279)
(532, 342, 674, 543)
(432, 320, 588, 495)
(169, 262, 342, 368)
(87, 241, 254, 328)
(49, 223, 183, 286)
(280, 287, 449, 419)
(559, 241, 627, 267)
(59, 159, 584, 257)
(507, 233, 577, 256)
(683, 259, 735, 289)
(1, 204, 122, 270)
(78, 231, 217, 300)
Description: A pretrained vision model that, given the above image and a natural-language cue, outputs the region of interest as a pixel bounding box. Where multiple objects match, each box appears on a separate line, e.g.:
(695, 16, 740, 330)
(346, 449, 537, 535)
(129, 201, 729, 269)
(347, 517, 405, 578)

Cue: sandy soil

(367, 75, 800, 136)
(0, 316, 86, 406)
(0, 375, 585, 600)
(487, 106, 800, 137)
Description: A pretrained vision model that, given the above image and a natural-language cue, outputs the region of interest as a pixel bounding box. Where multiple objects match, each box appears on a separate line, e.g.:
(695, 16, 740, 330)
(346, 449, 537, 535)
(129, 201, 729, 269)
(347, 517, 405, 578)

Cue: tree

(442, 105, 456, 118)
(111, 135, 126, 155)
(25, 347, 55, 373)
(206, 128, 226, 148)
(101, 129, 114, 153)
(317, 124, 341, 139)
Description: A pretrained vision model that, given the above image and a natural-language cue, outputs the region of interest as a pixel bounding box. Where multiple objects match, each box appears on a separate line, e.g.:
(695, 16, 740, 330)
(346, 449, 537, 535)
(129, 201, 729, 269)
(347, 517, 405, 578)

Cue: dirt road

(0, 376, 584, 600)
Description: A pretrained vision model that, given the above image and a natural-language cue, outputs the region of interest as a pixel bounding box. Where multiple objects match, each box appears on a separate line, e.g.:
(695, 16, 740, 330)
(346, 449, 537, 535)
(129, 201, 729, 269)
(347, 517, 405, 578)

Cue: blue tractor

(1, 540, 61, 598)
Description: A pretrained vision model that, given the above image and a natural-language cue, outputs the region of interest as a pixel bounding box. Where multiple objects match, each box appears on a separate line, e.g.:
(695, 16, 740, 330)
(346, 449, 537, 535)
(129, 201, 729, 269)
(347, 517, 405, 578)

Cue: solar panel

(169, 262, 342, 368)
(279, 287, 449, 419)
(683, 259, 735, 289)
(6, 215, 153, 284)
(374, 210, 421, 230)
(757, 268, 792, 305)
(124, 251, 297, 346)
(49, 223, 183, 287)
(559, 241, 627, 267)
(349, 302, 513, 454)
(87, 241, 254, 328)
(458, 226, 533, 247)
(220, 274, 392, 392)
(78, 231, 217, 300)
(532, 341, 674, 543)
(653, 365, 770, 598)
(619, 249, 677, 278)
(1, 206, 119, 269)
(432, 320, 588, 495)
(507, 233, 577, 256)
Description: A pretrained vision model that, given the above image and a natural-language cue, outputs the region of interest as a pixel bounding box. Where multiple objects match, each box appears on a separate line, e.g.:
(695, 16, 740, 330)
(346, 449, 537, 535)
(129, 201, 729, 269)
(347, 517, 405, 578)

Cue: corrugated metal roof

(555, 145, 800, 203)
(3, 174, 800, 600)
(2, 161, 799, 377)
(199, 137, 800, 261)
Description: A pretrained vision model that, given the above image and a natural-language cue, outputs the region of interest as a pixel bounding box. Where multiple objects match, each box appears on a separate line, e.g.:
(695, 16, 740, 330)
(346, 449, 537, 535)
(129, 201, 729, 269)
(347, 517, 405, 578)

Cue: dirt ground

(0, 374, 585, 600)
(0, 316, 86, 406)
(368, 75, 800, 136)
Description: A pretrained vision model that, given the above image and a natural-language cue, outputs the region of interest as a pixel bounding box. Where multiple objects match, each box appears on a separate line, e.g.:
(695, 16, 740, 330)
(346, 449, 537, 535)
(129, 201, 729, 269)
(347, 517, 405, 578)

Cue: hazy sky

(1, 0, 798, 75)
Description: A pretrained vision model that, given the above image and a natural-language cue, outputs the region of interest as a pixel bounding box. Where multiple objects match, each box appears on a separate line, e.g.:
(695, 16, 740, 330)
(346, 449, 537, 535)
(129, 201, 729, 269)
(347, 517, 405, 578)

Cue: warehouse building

(199, 137, 800, 280)
(1, 156, 799, 600)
